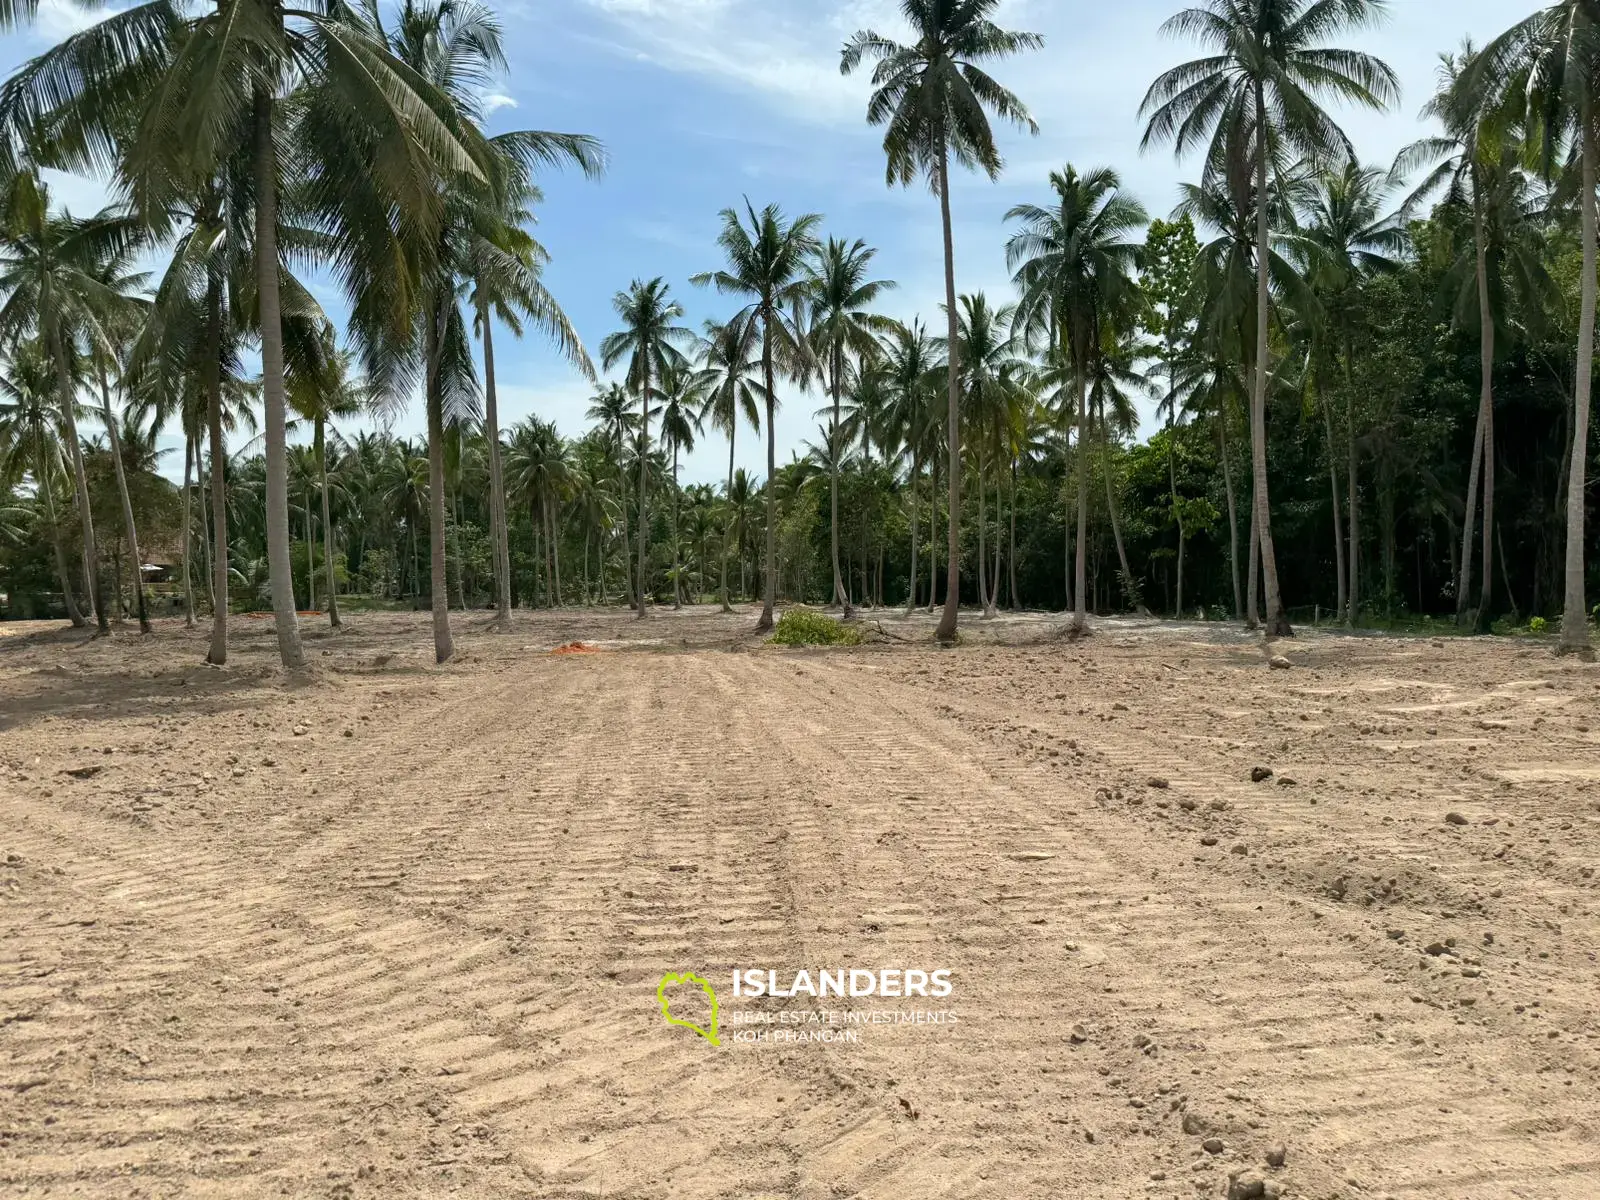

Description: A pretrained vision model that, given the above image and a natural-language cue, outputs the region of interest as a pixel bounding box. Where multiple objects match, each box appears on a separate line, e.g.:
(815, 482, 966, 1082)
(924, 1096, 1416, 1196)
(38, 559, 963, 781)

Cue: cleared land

(2, 608, 1599, 1200)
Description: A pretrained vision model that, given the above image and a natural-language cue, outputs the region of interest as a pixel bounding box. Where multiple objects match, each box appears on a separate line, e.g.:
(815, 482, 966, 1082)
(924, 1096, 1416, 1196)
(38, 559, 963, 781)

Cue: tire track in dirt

(811, 644, 1599, 1200)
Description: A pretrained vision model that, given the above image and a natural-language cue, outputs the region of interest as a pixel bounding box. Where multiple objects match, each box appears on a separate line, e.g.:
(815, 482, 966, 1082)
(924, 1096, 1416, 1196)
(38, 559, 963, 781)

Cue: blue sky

(4, 0, 1533, 484)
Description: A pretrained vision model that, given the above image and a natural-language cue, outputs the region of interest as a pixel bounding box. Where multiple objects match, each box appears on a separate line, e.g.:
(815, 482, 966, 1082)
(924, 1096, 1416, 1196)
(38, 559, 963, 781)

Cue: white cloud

(481, 92, 519, 113)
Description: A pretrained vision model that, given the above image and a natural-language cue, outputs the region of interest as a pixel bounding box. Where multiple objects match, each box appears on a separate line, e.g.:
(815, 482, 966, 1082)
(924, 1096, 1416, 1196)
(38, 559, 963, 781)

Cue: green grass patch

(769, 608, 863, 647)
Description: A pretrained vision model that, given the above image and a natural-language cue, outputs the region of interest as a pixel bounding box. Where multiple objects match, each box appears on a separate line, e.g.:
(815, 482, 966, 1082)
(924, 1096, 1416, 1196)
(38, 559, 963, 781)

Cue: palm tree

(1297, 161, 1405, 626)
(806, 236, 895, 616)
(1474, 7, 1595, 653)
(693, 201, 822, 632)
(469, 222, 594, 628)
(289, 339, 369, 628)
(0, 338, 85, 624)
(0, 169, 143, 635)
(657, 360, 703, 608)
(947, 293, 1026, 618)
(841, 0, 1041, 641)
(586, 381, 640, 608)
(1007, 164, 1147, 633)
(882, 319, 941, 613)
(1140, 0, 1399, 637)
(600, 279, 694, 617)
(695, 316, 764, 613)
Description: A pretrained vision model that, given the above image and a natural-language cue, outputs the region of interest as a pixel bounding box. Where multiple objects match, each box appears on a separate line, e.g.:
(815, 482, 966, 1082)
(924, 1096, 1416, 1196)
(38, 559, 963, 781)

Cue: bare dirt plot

(2, 609, 1599, 1199)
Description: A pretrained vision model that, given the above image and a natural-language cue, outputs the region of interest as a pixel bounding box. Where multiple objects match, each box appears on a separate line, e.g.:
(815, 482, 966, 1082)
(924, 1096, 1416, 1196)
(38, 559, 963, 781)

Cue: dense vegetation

(0, 0, 1597, 662)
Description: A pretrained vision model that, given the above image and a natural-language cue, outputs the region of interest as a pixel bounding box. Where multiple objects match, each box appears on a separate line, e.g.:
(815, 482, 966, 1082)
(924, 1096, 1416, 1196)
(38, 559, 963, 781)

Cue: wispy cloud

(481, 91, 519, 113)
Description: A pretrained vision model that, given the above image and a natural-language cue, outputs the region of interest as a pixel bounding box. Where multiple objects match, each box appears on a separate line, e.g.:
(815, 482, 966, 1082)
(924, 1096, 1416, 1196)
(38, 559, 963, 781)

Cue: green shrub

(769, 608, 863, 647)
(1527, 616, 1548, 635)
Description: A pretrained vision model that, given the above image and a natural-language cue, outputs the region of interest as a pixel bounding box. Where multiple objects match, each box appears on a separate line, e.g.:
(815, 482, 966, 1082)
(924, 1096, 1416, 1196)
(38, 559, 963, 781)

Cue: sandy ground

(2, 606, 1599, 1200)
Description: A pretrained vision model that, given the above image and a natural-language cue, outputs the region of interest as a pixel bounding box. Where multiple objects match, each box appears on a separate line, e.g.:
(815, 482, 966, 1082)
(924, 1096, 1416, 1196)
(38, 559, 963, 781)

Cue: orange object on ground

(550, 642, 601, 655)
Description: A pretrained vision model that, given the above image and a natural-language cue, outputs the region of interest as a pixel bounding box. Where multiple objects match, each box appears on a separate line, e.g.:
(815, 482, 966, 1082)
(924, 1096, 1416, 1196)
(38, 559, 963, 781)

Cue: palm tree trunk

(720, 428, 735, 613)
(672, 441, 682, 609)
(97, 365, 149, 633)
(1345, 366, 1360, 627)
(305, 498, 316, 612)
(1102, 432, 1142, 614)
(1456, 195, 1493, 629)
(1247, 502, 1260, 631)
(551, 505, 563, 605)
(181, 432, 195, 628)
(935, 144, 962, 643)
(254, 86, 305, 669)
(1478, 388, 1495, 631)
(1072, 368, 1090, 633)
(1009, 459, 1019, 609)
(55, 329, 107, 634)
(977, 448, 991, 616)
(619, 468, 636, 609)
(317, 416, 341, 628)
(636, 365, 651, 618)
(36, 427, 85, 626)
(928, 453, 939, 613)
(481, 310, 513, 627)
(205, 279, 229, 665)
(423, 294, 454, 663)
(1220, 416, 1241, 620)
(1560, 109, 1594, 654)
(831, 350, 850, 614)
(758, 310, 778, 633)
(197, 437, 214, 611)
(906, 451, 920, 614)
(1062, 471, 1073, 613)
(1251, 86, 1291, 637)
(1320, 385, 1346, 622)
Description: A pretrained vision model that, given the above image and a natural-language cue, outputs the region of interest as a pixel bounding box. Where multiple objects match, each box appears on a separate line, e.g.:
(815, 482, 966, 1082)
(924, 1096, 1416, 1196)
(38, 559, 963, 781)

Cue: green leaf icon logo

(657, 972, 720, 1046)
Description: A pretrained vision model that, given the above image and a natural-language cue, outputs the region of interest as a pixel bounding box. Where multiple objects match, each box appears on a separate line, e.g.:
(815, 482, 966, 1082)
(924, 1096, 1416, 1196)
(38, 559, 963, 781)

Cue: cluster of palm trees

(3, 0, 1599, 660)
(0, 0, 600, 669)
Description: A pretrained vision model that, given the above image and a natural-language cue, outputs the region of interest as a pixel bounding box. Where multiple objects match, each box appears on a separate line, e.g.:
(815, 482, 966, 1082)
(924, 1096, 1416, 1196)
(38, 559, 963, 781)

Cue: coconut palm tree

(0, 169, 144, 635)
(468, 187, 595, 628)
(600, 280, 694, 617)
(1007, 164, 1147, 633)
(657, 359, 703, 608)
(1296, 161, 1405, 626)
(841, 0, 1041, 641)
(288, 338, 370, 628)
(693, 201, 822, 631)
(1470, 11, 1595, 651)
(882, 319, 941, 613)
(586, 381, 641, 608)
(805, 236, 895, 616)
(0, 338, 85, 623)
(1140, 0, 1400, 637)
(695, 316, 763, 613)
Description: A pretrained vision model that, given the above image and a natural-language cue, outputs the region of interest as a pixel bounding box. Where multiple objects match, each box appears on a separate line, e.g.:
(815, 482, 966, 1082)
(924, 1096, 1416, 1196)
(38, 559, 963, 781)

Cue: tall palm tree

(841, 0, 1041, 641)
(0, 338, 85, 624)
(1140, 0, 1399, 637)
(947, 292, 1026, 618)
(3, 0, 511, 667)
(805, 236, 895, 616)
(693, 201, 822, 632)
(468, 179, 596, 627)
(0, 169, 142, 635)
(1476, 5, 1597, 654)
(657, 360, 703, 608)
(586, 381, 640, 607)
(695, 316, 764, 613)
(1297, 161, 1405, 626)
(1007, 164, 1147, 633)
(600, 279, 694, 617)
(289, 339, 369, 628)
(882, 319, 941, 614)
